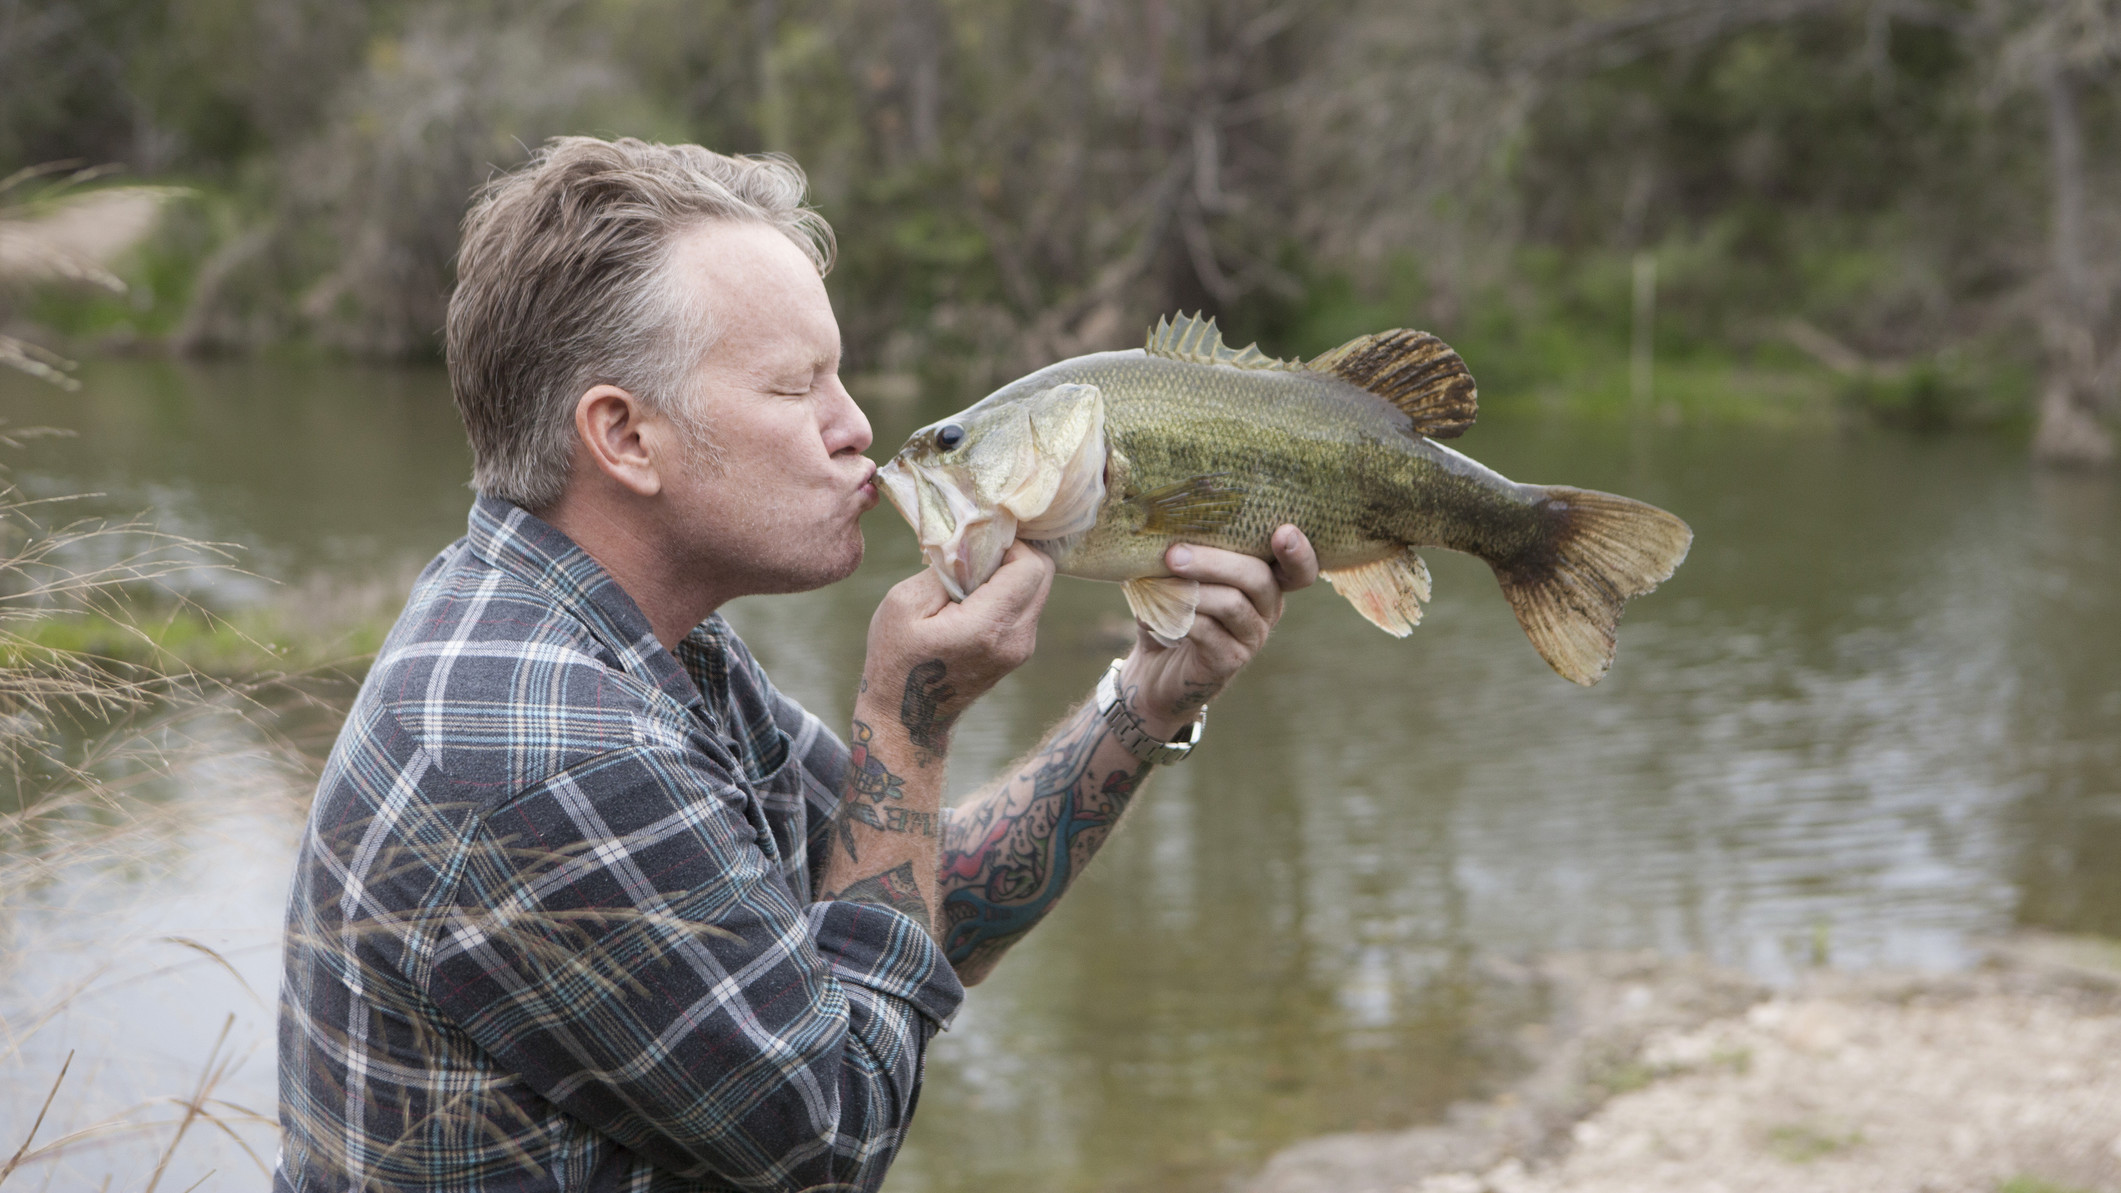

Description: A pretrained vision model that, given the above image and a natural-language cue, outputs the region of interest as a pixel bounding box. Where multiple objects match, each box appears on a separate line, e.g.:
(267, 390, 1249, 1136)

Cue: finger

(1175, 604, 1253, 679)
(1166, 543, 1282, 624)
(1270, 525, 1320, 591)
(1189, 581, 1270, 653)
(1004, 538, 1058, 576)
(890, 568, 954, 618)
(962, 540, 1055, 622)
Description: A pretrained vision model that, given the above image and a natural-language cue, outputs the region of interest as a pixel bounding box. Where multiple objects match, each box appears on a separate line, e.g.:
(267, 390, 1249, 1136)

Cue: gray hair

(446, 136, 835, 510)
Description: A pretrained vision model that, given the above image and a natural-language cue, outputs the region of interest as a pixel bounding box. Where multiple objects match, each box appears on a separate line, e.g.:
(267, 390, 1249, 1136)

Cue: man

(276, 136, 1316, 1192)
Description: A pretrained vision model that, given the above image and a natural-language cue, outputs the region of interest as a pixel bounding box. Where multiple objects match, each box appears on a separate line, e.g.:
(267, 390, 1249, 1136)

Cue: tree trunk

(2033, 58, 2116, 466)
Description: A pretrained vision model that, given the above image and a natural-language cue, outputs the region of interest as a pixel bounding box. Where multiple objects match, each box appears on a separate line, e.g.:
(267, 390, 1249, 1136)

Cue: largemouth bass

(877, 314, 1692, 685)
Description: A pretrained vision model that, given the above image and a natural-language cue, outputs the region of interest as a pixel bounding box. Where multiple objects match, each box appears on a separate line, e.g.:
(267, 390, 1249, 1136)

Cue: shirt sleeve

(416, 740, 964, 1191)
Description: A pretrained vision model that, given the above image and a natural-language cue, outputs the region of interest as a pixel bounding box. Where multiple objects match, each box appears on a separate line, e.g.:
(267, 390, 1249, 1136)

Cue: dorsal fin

(1145, 312, 1301, 371)
(1305, 330, 1478, 439)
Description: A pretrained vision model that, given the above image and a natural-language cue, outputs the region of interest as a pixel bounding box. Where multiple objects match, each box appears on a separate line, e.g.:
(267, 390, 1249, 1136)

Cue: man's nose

(826, 379, 873, 455)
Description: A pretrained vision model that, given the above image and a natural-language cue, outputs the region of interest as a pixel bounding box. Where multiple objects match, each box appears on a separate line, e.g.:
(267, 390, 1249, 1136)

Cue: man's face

(653, 220, 878, 597)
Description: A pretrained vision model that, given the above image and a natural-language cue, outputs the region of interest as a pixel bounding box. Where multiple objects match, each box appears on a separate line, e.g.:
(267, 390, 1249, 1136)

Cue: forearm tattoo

(937, 708, 1148, 975)
(824, 860, 929, 921)
(899, 659, 957, 755)
(831, 719, 932, 863)
(847, 719, 904, 802)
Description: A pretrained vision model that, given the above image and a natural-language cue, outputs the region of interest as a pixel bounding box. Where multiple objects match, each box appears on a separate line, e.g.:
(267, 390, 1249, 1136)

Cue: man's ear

(575, 384, 663, 498)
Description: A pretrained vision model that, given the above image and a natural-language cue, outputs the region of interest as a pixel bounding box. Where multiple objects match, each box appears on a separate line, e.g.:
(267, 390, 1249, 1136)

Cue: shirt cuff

(807, 900, 966, 1028)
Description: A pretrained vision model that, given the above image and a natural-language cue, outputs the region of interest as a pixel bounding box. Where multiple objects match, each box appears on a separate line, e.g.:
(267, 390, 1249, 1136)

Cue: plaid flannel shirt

(275, 496, 964, 1192)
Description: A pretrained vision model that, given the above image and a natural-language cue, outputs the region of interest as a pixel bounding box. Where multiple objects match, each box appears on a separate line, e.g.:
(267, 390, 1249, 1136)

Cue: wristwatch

(1095, 658, 1206, 765)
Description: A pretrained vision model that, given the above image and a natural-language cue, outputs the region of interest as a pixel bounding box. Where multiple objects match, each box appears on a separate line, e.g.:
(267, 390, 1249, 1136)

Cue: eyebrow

(797, 345, 841, 375)
(761, 350, 837, 386)
(746, 323, 841, 381)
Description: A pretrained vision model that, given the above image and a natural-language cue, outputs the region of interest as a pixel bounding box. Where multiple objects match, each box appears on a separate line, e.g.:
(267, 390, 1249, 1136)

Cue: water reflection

(0, 702, 301, 1192)
(0, 358, 471, 602)
(0, 362, 2114, 1192)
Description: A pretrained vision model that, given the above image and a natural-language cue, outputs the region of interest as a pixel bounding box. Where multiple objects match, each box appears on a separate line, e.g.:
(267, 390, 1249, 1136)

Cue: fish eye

(935, 423, 966, 450)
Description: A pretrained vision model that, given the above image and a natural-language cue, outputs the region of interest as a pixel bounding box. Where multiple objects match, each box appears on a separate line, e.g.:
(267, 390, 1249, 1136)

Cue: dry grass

(0, 162, 185, 390)
(0, 442, 684, 1186)
(0, 186, 315, 1186)
(0, 446, 316, 1188)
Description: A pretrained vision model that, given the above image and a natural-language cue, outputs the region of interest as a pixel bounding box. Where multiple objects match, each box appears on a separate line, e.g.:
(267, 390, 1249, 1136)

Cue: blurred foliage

(2, 0, 2119, 436)
(10, 603, 390, 674)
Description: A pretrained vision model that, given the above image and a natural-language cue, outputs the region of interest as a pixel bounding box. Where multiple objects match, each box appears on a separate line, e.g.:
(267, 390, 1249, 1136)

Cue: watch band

(1095, 659, 1205, 765)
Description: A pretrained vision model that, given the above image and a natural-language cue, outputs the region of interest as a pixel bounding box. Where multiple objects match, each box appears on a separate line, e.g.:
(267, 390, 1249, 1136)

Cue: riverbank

(1244, 935, 2121, 1193)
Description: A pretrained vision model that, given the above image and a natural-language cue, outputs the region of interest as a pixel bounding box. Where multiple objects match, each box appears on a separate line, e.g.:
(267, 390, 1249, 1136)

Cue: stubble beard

(805, 524, 867, 592)
(721, 517, 866, 597)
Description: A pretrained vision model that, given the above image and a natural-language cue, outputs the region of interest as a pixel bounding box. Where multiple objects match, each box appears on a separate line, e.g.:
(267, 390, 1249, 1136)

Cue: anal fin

(1121, 577, 1201, 647)
(1321, 549, 1432, 637)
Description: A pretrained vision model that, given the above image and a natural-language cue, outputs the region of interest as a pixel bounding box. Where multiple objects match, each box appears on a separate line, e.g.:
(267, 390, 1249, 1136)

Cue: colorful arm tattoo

(828, 718, 938, 864)
(820, 719, 940, 929)
(936, 704, 1149, 979)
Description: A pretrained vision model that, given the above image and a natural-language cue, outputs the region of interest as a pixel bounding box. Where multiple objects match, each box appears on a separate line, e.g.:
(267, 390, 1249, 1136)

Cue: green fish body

(878, 315, 1692, 685)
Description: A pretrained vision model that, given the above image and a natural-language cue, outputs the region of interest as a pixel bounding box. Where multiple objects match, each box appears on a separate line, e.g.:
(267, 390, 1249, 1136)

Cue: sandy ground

(1245, 936, 2121, 1193)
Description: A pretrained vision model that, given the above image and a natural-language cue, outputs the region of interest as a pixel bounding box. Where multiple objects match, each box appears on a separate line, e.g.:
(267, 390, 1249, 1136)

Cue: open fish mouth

(878, 381, 1109, 600)
(877, 456, 1019, 600)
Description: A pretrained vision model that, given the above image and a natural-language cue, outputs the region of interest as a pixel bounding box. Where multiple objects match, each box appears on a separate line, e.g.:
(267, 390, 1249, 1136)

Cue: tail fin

(1495, 487, 1692, 686)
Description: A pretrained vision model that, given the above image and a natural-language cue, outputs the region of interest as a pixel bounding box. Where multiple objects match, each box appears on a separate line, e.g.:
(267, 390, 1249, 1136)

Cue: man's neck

(540, 493, 721, 651)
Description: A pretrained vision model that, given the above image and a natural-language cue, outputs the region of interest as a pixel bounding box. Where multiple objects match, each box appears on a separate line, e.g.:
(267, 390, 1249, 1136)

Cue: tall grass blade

(0, 1049, 72, 1188)
(141, 1014, 234, 1193)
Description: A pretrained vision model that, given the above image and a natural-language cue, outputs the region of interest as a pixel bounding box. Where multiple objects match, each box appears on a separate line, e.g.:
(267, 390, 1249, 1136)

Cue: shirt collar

(464, 495, 706, 712)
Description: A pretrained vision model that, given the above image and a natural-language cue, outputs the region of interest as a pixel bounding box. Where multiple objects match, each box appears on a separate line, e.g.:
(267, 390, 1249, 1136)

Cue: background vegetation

(2, 6, 2118, 1186)
(1, 0, 2118, 457)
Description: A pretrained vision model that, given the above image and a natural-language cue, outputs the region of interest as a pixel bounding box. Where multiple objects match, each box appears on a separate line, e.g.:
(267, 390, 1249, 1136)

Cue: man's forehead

(674, 221, 837, 368)
(675, 222, 817, 306)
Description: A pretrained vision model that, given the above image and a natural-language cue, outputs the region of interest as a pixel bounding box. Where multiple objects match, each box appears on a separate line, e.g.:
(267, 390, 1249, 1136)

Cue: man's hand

(928, 525, 1316, 981)
(1122, 525, 1318, 739)
(820, 542, 1055, 937)
(861, 541, 1056, 759)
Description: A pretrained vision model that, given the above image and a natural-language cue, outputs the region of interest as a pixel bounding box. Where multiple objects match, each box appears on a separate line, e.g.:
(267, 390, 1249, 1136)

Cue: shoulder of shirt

(341, 545, 705, 804)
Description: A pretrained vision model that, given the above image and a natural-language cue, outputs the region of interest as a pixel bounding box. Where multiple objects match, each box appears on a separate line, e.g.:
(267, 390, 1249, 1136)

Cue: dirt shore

(1244, 935, 2121, 1193)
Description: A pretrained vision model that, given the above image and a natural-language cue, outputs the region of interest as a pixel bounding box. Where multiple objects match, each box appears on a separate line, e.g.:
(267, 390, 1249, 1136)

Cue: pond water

(0, 359, 2115, 1192)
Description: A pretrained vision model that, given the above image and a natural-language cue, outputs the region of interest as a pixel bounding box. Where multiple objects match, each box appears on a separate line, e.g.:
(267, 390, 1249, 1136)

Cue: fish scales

(878, 314, 1692, 685)
(1015, 351, 1521, 581)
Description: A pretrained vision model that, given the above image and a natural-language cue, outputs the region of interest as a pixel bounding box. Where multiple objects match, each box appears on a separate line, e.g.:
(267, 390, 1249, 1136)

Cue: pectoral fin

(1121, 577, 1201, 647)
(1136, 474, 1245, 535)
(1322, 549, 1432, 637)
